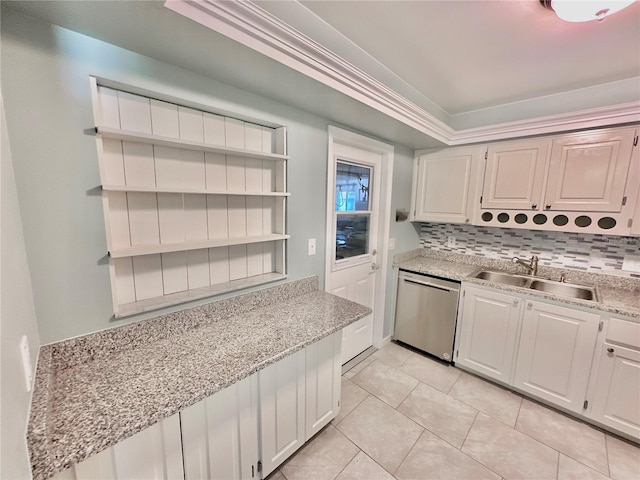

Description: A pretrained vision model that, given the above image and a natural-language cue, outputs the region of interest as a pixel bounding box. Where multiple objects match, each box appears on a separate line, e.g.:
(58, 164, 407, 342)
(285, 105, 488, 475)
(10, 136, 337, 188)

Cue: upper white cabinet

(513, 300, 600, 414)
(412, 146, 485, 223)
(456, 285, 522, 384)
(90, 78, 289, 317)
(543, 128, 636, 212)
(181, 375, 259, 480)
(480, 138, 550, 210)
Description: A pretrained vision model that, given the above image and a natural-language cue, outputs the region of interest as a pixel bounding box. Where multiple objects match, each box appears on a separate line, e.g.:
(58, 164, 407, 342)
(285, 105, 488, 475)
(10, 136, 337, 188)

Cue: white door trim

(325, 126, 394, 350)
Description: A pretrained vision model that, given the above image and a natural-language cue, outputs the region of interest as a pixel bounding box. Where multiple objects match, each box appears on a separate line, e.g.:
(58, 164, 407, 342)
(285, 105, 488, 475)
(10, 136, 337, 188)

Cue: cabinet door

(589, 343, 640, 439)
(456, 286, 522, 384)
(513, 301, 600, 413)
(56, 414, 184, 480)
(259, 348, 306, 477)
(481, 139, 550, 210)
(305, 331, 342, 440)
(544, 128, 636, 212)
(181, 375, 259, 480)
(413, 147, 485, 223)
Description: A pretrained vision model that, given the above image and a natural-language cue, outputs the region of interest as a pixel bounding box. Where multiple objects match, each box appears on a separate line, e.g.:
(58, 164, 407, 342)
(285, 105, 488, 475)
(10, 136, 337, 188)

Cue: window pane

(335, 162, 371, 212)
(336, 214, 369, 260)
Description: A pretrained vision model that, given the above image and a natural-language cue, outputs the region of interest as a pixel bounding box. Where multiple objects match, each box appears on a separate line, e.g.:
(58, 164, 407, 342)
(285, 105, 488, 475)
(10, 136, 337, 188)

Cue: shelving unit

(89, 77, 289, 317)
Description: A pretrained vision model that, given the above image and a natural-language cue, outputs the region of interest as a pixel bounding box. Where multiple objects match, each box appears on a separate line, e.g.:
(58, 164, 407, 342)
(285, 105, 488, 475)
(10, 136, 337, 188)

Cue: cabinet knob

(527, 302, 533, 310)
(465, 218, 470, 223)
(531, 204, 537, 209)
(545, 204, 551, 210)
(607, 347, 615, 354)
(513, 299, 519, 307)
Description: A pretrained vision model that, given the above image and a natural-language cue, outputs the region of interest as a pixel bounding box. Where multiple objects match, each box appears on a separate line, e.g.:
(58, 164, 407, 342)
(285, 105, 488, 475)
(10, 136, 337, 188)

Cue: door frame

(324, 125, 394, 349)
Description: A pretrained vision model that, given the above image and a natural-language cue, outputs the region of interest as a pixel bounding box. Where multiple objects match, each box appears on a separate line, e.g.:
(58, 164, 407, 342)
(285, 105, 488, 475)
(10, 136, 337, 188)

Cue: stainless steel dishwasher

(394, 269, 460, 362)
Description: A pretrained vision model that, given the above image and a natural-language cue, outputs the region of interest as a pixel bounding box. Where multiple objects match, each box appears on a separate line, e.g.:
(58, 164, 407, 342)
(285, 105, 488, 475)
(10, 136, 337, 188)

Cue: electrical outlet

(447, 236, 456, 248)
(307, 238, 316, 256)
(389, 237, 396, 250)
(20, 335, 33, 392)
(622, 254, 640, 273)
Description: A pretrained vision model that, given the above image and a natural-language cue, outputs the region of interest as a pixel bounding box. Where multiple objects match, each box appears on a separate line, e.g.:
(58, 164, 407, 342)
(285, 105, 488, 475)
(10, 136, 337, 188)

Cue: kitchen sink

(471, 270, 598, 302)
(529, 280, 597, 301)
(474, 271, 532, 287)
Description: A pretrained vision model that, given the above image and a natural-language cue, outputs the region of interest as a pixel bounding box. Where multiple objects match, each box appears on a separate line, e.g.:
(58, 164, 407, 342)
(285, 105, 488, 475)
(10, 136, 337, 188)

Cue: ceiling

(3, 0, 640, 149)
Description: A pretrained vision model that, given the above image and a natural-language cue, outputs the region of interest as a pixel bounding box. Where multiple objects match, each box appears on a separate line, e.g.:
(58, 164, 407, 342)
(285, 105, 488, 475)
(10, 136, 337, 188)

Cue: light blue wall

(1, 7, 421, 345)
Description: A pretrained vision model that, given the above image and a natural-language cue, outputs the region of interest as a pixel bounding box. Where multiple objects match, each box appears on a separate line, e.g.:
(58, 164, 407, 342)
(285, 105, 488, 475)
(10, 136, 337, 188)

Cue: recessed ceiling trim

(165, 0, 639, 146)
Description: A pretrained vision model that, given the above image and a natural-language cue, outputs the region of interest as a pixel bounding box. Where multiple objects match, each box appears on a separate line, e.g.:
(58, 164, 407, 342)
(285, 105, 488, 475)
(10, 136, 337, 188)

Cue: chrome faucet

(512, 255, 539, 276)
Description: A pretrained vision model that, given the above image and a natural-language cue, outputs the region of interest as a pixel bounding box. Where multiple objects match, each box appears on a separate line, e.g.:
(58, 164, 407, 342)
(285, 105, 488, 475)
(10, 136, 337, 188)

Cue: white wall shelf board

(116, 272, 288, 318)
(101, 185, 290, 197)
(108, 234, 290, 258)
(96, 127, 289, 161)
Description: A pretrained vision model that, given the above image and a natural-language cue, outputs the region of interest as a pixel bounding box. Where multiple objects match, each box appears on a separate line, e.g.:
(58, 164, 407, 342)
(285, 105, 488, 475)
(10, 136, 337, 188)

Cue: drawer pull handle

(607, 347, 615, 354)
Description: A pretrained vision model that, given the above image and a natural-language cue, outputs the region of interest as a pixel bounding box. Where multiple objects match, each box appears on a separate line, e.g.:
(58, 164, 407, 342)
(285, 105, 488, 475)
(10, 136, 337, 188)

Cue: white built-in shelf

(101, 185, 290, 196)
(115, 272, 288, 318)
(109, 234, 290, 259)
(96, 126, 289, 161)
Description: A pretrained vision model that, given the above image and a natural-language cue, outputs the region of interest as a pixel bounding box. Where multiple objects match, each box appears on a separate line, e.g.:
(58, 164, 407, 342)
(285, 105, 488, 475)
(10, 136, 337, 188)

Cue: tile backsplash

(419, 223, 640, 277)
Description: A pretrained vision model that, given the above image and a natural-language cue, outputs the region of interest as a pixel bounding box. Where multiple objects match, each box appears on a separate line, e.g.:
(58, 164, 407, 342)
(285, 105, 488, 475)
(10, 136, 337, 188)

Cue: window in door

(335, 161, 372, 261)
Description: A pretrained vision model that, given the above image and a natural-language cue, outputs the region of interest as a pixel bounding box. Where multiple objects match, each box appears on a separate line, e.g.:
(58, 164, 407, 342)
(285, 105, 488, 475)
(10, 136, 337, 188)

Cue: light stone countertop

(395, 249, 640, 320)
(27, 276, 370, 480)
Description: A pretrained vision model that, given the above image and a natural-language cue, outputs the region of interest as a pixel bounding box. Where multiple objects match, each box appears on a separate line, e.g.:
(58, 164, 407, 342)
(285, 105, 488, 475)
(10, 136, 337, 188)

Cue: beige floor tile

(398, 382, 478, 448)
(336, 395, 423, 474)
(335, 451, 394, 480)
(515, 399, 609, 475)
(332, 378, 369, 425)
(267, 470, 286, 480)
(558, 454, 610, 480)
(399, 353, 461, 393)
(351, 360, 418, 408)
(343, 355, 376, 380)
(606, 434, 640, 480)
(449, 372, 522, 426)
(280, 424, 359, 480)
(462, 413, 559, 480)
(371, 342, 414, 367)
(396, 430, 501, 480)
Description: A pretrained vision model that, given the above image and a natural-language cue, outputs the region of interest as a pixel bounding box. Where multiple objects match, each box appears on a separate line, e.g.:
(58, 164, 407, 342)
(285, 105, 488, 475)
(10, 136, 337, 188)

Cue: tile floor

(270, 342, 640, 480)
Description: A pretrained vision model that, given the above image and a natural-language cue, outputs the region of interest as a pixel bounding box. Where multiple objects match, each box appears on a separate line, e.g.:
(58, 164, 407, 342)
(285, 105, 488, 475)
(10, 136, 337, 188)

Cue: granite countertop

(28, 276, 370, 480)
(394, 249, 640, 320)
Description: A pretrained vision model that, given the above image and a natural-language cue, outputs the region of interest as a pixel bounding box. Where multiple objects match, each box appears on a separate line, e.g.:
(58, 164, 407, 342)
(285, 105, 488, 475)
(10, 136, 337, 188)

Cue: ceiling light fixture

(540, 0, 637, 22)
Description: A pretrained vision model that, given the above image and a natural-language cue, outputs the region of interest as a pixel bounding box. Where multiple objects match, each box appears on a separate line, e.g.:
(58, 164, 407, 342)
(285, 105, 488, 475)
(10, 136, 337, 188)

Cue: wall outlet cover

(389, 237, 396, 250)
(622, 254, 640, 273)
(307, 238, 316, 256)
(447, 236, 456, 248)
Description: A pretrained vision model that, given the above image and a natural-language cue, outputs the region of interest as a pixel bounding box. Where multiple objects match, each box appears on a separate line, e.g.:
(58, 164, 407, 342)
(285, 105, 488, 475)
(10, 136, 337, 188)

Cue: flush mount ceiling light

(540, 0, 637, 22)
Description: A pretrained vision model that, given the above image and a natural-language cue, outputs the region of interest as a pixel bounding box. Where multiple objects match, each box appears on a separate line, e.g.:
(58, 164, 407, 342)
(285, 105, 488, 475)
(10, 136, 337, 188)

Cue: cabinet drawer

(607, 318, 640, 350)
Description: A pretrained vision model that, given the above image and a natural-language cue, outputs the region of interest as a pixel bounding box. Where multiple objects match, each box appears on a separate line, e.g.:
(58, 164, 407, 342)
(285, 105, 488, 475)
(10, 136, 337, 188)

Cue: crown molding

(165, 0, 640, 146)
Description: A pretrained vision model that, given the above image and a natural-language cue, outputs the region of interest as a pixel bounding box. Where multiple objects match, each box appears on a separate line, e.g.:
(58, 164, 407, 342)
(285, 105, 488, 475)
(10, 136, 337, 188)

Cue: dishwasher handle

(402, 277, 458, 293)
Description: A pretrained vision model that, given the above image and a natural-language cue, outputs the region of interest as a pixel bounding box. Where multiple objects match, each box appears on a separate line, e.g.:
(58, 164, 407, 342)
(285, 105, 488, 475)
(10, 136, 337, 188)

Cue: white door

(513, 300, 600, 413)
(455, 286, 522, 384)
(325, 127, 393, 365)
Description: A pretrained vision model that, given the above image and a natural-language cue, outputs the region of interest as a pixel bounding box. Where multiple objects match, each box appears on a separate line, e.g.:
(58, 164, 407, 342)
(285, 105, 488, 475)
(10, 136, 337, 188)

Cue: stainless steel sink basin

(471, 270, 598, 302)
(474, 271, 531, 287)
(529, 280, 597, 301)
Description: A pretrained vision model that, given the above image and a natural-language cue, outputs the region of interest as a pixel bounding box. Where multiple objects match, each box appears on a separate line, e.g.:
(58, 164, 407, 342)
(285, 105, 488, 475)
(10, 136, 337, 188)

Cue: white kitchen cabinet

(513, 301, 600, 413)
(456, 285, 522, 384)
(543, 127, 637, 213)
(412, 146, 485, 223)
(53, 414, 184, 480)
(180, 375, 260, 480)
(481, 138, 550, 210)
(259, 348, 306, 477)
(588, 316, 640, 439)
(305, 331, 342, 440)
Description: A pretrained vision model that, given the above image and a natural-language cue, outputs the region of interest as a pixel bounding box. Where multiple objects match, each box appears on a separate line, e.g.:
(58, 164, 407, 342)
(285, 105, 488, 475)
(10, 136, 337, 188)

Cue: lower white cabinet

(258, 348, 306, 477)
(456, 286, 522, 384)
(512, 300, 600, 413)
(53, 414, 184, 480)
(180, 375, 260, 480)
